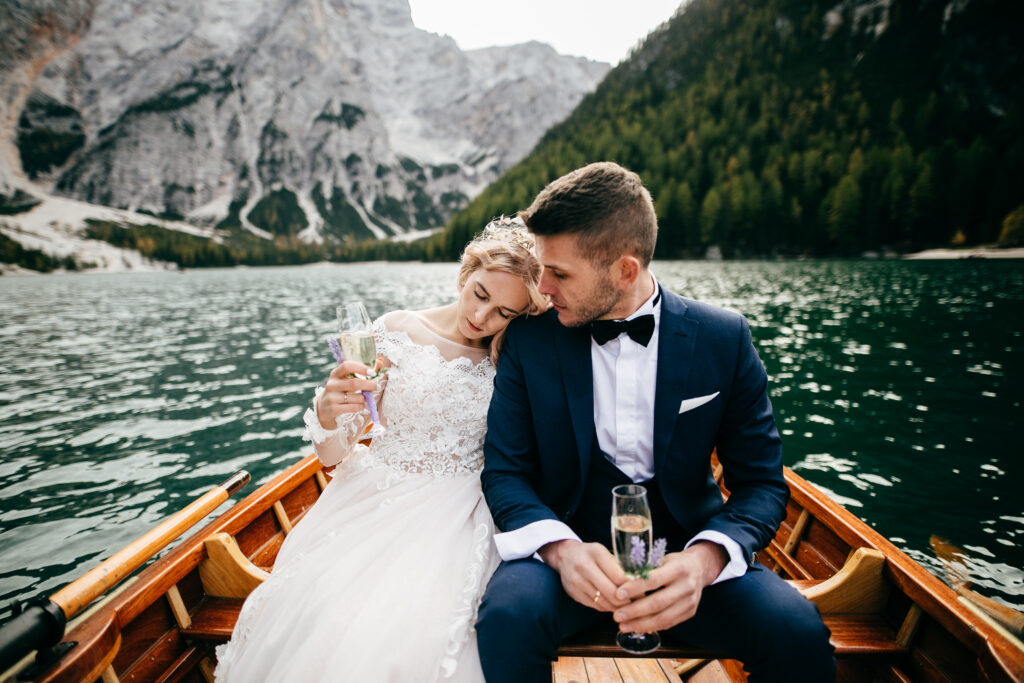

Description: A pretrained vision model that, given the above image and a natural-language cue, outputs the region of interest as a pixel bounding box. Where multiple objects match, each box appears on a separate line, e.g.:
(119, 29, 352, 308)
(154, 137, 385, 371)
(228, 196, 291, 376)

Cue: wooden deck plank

(554, 657, 684, 683)
(656, 659, 685, 682)
(552, 656, 590, 683)
(583, 657, 623, 683)
(613, 657, 672, 682)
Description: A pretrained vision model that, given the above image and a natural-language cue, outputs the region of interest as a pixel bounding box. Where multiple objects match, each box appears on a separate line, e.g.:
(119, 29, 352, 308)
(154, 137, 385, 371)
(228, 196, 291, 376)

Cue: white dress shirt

(493, 277, 748, 584)
(592, 282, 661, 482)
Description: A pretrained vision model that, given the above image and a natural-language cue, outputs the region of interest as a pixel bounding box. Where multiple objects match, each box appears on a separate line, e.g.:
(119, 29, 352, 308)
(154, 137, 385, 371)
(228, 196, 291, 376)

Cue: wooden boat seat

(180, 542, 904, 663)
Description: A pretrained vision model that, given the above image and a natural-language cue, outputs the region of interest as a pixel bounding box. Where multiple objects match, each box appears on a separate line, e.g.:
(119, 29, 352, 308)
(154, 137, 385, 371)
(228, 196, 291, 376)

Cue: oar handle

(0, 601, 66, 674)
(49, 471, 250, 619)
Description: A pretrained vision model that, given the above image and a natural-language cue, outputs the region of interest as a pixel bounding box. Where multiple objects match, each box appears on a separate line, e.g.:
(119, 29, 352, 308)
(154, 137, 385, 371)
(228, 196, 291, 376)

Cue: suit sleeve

(481, 320, 569, 553)
(702, 317, 789, 564)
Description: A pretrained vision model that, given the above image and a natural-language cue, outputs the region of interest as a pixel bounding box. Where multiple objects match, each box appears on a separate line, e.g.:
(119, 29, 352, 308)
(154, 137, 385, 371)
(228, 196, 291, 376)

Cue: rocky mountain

(1, 0, 608, 247)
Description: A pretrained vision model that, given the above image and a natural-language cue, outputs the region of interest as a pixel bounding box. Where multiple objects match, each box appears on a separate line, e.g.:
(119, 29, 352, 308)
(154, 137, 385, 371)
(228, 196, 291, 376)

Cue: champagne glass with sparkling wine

(611, 484, 661, 654)
(332, 301, 384, 437)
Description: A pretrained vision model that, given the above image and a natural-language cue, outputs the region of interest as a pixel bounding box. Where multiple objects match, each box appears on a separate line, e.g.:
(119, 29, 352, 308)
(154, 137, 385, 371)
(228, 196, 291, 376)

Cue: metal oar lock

(0, 471, 250, 678)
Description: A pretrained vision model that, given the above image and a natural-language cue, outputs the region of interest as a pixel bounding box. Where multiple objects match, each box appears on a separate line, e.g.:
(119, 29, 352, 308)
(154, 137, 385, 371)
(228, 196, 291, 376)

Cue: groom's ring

(593, 591, 601, 604)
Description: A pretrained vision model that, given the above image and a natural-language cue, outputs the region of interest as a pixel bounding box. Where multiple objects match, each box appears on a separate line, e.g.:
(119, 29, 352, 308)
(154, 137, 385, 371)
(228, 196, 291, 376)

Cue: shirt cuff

(494, 519, 582, 561)
(303, 388, 342, 445)
(685, 530, 748, 584)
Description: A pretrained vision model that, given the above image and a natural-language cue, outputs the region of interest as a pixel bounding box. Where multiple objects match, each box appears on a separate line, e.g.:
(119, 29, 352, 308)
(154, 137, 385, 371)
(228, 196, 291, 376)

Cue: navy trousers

(476, 557, 836, 682)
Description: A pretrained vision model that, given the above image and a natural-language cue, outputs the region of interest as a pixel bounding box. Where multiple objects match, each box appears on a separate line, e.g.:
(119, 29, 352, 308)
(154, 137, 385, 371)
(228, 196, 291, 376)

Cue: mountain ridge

(0, 0, 607, 262)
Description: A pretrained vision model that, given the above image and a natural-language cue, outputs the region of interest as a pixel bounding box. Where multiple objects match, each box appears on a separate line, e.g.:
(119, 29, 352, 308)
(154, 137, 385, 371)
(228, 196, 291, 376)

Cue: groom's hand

(611, 541, 728, 633)
(538, 540, 630, 612)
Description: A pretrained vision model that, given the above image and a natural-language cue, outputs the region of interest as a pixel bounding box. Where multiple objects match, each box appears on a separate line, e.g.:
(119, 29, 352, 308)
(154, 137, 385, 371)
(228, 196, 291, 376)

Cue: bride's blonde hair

(458, 216, 547, 363)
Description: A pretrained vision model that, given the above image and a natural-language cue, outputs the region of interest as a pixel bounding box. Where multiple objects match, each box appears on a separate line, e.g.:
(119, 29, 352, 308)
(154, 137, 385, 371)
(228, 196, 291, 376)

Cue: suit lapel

(554, 323, 595, 472)
(653, 289, 698, 467)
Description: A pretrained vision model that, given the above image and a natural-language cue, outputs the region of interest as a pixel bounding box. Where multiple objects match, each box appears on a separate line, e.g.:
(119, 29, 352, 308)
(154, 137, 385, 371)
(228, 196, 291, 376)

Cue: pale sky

(407, 0, 685, 65)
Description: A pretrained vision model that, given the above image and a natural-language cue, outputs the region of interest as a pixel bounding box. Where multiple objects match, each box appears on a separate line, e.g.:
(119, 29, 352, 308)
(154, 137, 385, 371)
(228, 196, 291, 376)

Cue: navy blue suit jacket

(481, 287, 789, 565)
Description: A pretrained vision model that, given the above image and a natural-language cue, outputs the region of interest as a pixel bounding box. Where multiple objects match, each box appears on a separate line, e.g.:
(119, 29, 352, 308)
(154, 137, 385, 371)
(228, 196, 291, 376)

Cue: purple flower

(629, 536, 647, 567)
(650, 538, 667, 567)
(327, 336, 345, 364)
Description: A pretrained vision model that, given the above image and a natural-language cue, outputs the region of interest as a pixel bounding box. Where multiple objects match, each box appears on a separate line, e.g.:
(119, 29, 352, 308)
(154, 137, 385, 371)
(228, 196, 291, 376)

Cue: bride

(215, 219, 547, 682)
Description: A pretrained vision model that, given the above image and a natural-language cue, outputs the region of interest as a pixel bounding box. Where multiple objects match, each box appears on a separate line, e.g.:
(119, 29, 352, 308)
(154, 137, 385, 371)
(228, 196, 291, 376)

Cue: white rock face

(0, 0, 96, 196)
(2, 0, 608, 244)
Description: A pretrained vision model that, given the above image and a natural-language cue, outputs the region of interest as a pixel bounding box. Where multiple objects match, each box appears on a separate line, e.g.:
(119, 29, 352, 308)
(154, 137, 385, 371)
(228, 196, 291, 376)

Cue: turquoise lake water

(1, 259, 1021, 612)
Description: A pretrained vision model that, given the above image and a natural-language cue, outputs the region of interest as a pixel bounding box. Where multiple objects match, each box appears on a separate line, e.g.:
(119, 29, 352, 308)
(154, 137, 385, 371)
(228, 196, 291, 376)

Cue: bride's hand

(317, 361, 379, 430)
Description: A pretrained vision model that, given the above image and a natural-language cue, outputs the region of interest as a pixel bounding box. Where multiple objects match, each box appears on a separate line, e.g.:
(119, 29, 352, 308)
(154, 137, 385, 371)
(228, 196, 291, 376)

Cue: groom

(476, 162, 835, 681)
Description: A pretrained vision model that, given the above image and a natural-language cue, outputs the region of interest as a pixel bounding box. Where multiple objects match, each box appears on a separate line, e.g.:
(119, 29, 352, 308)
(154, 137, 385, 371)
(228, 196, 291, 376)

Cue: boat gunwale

(35, 455, 323, 683)
(783, 466, 1023, 681)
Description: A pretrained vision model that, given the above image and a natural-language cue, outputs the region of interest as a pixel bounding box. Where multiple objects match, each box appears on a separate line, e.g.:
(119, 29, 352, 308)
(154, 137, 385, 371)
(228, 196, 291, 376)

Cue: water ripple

(1, 260, 1022, 610)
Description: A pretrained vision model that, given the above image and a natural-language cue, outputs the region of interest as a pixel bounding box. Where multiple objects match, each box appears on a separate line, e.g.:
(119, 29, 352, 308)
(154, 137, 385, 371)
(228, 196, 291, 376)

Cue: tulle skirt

(215, 447, 499, 682)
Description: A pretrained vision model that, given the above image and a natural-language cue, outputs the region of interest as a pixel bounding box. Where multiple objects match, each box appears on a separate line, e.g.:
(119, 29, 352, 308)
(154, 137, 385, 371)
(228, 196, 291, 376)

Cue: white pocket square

(678, 391, 720, 414)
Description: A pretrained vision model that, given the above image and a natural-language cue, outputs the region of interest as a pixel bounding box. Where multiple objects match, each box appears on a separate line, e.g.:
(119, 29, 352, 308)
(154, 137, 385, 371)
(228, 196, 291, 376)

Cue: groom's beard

(560, 272, 621, 328)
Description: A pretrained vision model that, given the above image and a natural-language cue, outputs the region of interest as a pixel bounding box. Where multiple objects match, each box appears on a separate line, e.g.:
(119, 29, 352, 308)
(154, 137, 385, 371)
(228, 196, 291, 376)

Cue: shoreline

(4, 215, 1024, 277)
(5, 249, 1024, 276)
(901, 246, 1024, 260)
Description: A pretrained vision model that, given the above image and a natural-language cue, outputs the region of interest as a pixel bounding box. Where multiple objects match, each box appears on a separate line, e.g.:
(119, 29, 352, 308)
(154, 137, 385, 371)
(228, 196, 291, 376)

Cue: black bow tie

(590, 314, 655, 346)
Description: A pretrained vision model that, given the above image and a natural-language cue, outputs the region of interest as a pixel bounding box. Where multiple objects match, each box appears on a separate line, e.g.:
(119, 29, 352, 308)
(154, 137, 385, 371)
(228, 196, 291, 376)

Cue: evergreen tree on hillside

(439, 0, 1023, 259)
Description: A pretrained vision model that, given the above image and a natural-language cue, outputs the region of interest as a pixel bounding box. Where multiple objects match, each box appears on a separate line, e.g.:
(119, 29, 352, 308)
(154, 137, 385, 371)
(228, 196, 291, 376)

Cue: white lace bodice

(304, 310, 495, 477)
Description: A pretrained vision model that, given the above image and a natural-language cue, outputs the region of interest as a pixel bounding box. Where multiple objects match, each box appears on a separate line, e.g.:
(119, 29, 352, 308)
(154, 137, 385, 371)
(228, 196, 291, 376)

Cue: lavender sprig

(626, 536, 668, 579)
(326, 336, 382, 427)
(326, 336, 344, 364)
(649, 538, 667, 567)
(629, 536, 647, 568)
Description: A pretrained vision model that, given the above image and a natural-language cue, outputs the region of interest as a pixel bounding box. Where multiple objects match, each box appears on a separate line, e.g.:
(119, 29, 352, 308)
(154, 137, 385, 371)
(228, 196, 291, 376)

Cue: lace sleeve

(302, 319, 390, 467)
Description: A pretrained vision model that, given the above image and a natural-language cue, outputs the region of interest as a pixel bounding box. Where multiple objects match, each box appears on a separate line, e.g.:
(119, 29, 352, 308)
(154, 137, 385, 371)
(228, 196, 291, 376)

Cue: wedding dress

(215, 310, 499, 682)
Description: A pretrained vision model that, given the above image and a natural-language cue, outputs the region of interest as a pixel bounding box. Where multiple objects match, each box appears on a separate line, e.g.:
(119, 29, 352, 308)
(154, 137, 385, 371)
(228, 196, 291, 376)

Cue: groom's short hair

(519, 161, 657, 267)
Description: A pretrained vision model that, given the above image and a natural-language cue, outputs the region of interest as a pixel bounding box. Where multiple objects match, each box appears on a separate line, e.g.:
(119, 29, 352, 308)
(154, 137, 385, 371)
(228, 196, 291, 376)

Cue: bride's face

(457, 268, 530, 343)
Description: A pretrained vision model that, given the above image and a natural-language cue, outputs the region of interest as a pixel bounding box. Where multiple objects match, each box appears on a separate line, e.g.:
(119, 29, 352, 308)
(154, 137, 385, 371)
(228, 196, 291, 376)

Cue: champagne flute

(337, 302, 377, 369)
(333, 301, 384, 437)
(611, 484, 661, 654)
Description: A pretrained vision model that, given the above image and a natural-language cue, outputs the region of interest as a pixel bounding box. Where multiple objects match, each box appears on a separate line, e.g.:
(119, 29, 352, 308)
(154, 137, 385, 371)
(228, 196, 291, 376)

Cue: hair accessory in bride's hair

(480, 215, 535, 253)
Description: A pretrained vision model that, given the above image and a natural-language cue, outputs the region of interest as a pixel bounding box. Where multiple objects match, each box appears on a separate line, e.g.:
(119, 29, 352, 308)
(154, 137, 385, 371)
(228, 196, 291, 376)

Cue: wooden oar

(50, 471, 250, 619)
(929, 535, 971, 587)
(0, 471, 250, 674)
(929, 535, 1024, 639)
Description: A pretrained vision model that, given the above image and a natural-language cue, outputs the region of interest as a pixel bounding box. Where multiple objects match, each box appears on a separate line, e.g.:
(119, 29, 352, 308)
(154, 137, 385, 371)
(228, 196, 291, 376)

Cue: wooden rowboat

(2, 454, 1022, 683)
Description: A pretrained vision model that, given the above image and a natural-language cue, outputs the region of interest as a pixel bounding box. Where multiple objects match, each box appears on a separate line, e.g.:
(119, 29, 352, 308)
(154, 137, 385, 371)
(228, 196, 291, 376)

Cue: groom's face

(535, 233, 620, 328)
